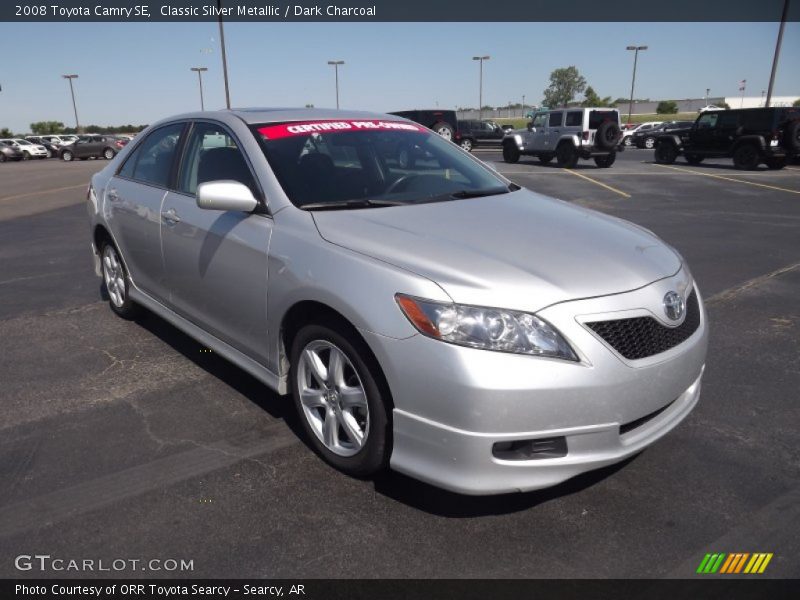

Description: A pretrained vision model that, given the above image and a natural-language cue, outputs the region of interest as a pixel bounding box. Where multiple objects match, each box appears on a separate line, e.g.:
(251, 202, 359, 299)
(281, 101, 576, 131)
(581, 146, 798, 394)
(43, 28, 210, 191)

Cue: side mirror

(197, 180, 259, 212)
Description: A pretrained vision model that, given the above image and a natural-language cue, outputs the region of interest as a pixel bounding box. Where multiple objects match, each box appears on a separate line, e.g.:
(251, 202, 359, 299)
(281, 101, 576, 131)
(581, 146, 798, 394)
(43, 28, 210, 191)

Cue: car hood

(312, 190, 682, 312)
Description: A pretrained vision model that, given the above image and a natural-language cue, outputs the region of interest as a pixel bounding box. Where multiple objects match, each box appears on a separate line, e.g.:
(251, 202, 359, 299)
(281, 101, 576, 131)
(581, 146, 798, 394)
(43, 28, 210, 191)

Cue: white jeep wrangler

(503, 108, 622, 168)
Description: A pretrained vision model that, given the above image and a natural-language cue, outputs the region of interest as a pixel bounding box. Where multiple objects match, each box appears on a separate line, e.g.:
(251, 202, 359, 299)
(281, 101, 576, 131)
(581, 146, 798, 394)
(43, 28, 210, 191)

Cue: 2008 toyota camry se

(86, 108, 708, 495)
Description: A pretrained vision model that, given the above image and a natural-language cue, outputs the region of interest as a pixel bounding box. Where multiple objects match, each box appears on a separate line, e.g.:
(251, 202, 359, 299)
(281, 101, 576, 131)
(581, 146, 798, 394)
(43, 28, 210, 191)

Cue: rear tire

(556, 143, 579, 168)
(623, 136, 632, 147)
(0, 153, 6, 163)
(459, 138, 473, 152)
(644, 137, 656, 149)
(100, 242, 141, 320)
(765, 157, 786, 170)
(502, 143, 520, 163)
(290, 322, 391, 478)
(22, 151, 30, 161)
(685, 154, 704, 165)
(594, 152, 616, 168)
(432, 122, 454, 141)
(103, 148, 115, 160)
(654, 142, 678, 165)
(733, 144, 760, 170)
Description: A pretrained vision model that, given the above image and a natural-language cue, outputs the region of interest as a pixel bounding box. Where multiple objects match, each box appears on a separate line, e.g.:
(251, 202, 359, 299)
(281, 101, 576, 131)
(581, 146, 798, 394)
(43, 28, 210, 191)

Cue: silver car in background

(86, 108, 708, 495)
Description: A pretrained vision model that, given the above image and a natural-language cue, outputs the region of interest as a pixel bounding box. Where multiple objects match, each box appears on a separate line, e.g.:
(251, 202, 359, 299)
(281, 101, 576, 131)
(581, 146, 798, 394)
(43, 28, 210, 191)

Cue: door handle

(161, 208, 181, 225)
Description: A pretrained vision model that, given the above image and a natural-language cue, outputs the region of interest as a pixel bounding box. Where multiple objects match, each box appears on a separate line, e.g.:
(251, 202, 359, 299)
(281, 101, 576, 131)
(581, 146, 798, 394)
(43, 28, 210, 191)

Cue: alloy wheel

(102, 245, 127, 308)
(297, 340, 370, 457)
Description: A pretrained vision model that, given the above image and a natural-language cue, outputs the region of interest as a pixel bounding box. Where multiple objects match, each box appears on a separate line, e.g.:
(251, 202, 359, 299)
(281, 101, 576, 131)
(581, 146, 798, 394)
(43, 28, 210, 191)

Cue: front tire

(644, 137, 656, 149)
(22, 151, 30, 161)
(290, 323, 390, 478)
(62, 150, 73, 162)
(765, 157, 786, 170)
(103, 148, 116, 160)
(100, 242, 140, 319)
(556, 143, 579, 168)
(733, 144, 760, 170)
(459, 138, 473, 152)
(502, 143, 520, 163)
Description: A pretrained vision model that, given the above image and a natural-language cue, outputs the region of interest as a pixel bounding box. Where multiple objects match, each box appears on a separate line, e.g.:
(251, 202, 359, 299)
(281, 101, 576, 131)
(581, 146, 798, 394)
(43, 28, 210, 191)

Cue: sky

(0, 21, 798, 133)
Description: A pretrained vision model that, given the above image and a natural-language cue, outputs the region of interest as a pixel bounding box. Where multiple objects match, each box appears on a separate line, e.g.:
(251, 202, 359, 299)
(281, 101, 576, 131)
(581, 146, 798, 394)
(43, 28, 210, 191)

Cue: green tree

(582, 86, 615, 107)
(30, 121, 65, 134)
(543, 66, 587, 108)
(0, 127, 13, 137)
(656, 100, 678, 114)
(793, 98, 800, 107)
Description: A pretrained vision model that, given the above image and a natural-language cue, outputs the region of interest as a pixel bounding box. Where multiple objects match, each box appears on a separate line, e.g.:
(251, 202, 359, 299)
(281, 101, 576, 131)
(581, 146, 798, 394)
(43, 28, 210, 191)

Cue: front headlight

(396, 294, 578, 361)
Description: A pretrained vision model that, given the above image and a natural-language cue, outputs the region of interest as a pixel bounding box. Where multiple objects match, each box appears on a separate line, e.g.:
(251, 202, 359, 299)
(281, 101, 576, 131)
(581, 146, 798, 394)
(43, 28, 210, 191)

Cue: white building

(723, 95, 798, 109)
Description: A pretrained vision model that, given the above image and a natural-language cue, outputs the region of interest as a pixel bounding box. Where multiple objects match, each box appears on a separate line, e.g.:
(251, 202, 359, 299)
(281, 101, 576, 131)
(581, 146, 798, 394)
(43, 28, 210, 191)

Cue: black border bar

(3, 0, 800, 22)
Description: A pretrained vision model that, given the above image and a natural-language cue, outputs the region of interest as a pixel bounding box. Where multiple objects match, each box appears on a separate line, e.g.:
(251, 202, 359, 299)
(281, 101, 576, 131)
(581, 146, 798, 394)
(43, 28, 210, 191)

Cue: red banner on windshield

(257, 119, 427, 139)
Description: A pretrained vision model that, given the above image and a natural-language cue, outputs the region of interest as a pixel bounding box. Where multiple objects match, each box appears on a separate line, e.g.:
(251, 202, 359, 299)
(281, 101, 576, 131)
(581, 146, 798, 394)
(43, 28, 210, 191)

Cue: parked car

(454, 119, 507, 151)
(655, 107, 800, 170)
(60, 134, 79, 144)
(0, 138, 48, 159)
(698, 105, 724, 113)
(388, 109, 459, 141)
(60, 135, 125, 161)
(86, 108, 707, 495)
(620, 121, 662, 147)
(631, 121, 694, 149)
(0, 140, 24, 162)
(26, 136, 62, 158)
(503, 108, 622, 167)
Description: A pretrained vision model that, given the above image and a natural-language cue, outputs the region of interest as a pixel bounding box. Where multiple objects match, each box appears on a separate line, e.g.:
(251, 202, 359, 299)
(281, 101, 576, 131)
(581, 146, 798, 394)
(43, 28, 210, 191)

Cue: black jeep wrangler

(653, 107, 800, 170)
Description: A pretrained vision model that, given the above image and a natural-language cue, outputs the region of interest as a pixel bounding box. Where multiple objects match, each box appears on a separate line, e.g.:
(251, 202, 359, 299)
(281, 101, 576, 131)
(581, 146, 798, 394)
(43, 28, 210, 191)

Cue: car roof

(156, 107, 406, 127)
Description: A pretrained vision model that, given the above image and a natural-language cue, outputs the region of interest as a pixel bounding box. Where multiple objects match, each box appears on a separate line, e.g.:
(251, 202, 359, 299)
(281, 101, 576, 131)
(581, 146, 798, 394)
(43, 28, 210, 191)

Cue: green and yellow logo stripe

(696, 552, 773, 574)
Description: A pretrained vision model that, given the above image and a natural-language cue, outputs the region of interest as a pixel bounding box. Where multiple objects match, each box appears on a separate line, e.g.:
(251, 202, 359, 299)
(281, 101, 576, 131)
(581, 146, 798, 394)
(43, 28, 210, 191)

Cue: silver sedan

(86, 108, 708, 495)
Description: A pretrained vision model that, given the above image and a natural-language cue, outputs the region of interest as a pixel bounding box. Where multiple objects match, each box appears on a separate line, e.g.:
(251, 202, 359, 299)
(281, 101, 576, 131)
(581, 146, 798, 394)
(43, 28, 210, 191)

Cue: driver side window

(697, 114, 718, 129)
(178, 122, 257, 196)
(532, 113, 547, 128)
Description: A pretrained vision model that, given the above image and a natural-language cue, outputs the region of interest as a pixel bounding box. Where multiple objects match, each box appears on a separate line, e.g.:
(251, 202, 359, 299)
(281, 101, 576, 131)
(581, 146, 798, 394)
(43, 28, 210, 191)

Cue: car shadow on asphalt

(512, 159, 613, 171)
(641, 160, 779, 172)
(372, 454, 640, 518)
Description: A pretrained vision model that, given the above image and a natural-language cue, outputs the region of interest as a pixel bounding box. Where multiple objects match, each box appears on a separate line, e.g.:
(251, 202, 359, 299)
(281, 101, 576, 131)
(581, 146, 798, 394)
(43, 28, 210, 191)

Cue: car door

(545, 111, 564, 150)
(107, 122, 186, 297)
(72, 136, 91, 158)
(713, 112, 740, 154)
(691, 113, 719, 153)
(160, 120, 272, 363)
(528, 112, 549, 151)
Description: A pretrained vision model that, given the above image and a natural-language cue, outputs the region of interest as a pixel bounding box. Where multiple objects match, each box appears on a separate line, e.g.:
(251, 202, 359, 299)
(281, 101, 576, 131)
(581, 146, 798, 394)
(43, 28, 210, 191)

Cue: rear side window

(739, 110, 771, 131)
(118, 123, 184, 187)
(565, 111, 583, 127)
(717, 113, 739, 128)
(548, 112, 563, 127)
(588, 111, 618, 129)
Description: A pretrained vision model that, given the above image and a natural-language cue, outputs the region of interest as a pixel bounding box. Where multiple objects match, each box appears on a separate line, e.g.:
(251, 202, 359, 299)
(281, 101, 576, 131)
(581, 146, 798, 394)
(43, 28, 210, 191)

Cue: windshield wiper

(449, 187, 511, 199)
(300, 198, 406, 211)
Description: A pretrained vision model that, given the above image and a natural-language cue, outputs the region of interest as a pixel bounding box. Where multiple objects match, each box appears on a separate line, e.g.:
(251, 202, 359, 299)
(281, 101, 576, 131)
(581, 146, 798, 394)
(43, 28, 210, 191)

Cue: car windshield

(252, 119, 510, 209)
(16, 139, 32, 145)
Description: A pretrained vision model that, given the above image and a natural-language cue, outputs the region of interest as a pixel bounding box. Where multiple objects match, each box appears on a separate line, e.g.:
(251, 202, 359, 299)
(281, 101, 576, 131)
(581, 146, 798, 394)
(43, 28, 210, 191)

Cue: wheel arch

(278, 300, 395, 409)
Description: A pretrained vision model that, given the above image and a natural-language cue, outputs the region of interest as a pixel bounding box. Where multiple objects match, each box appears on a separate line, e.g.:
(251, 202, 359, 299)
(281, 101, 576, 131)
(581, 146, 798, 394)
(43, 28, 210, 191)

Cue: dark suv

(60, 135, 125, 161)
(389, 110, 459, 141)
(454, 120, 507, 151)
(654, 107, 800, 170)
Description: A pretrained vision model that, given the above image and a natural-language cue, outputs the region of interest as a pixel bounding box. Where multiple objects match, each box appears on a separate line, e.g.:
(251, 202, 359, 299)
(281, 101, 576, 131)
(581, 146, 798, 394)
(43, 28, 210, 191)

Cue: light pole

(62, 74, 80, 131)
(190, 67, 208, 110)
(766, 0, 790, 107)
(625, 45, 647, 125)
(740, 79, 747, 108)
(522, 94, 525, 118)
(327, 60, 344, 109)
(705, 88, 710, 104)
(761, 90, 766, 106)
(217, 0, 231, 109)
(472, 55, 490, 121)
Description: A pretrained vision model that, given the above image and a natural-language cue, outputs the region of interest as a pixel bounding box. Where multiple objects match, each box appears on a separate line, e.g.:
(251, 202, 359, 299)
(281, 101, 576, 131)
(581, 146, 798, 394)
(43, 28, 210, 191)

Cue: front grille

(586, 290, 700, 360)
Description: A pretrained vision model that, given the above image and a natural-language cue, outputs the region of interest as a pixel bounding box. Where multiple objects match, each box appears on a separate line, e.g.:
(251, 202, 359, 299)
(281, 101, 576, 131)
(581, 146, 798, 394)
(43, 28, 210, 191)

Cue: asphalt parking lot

(1, 150, 799, 578)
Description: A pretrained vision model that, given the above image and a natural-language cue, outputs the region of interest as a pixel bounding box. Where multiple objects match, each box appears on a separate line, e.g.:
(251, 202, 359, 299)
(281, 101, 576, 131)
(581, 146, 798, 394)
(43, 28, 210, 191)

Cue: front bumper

(364, 270, 708, 495)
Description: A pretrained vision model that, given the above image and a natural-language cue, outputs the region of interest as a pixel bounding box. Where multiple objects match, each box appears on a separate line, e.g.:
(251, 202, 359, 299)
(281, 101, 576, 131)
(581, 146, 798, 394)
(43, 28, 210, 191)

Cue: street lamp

(705, 88, 710, 104)
(472, 56, 490, 120)
(522, 94, 526, 117)
(217, 0, 231, 109)
(327, 60, 345, 109)
(766, 0, 790, 107)
(625, 45, 647, 125)
(190, 67, 208, 111)
(62, 74, 80, 131)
